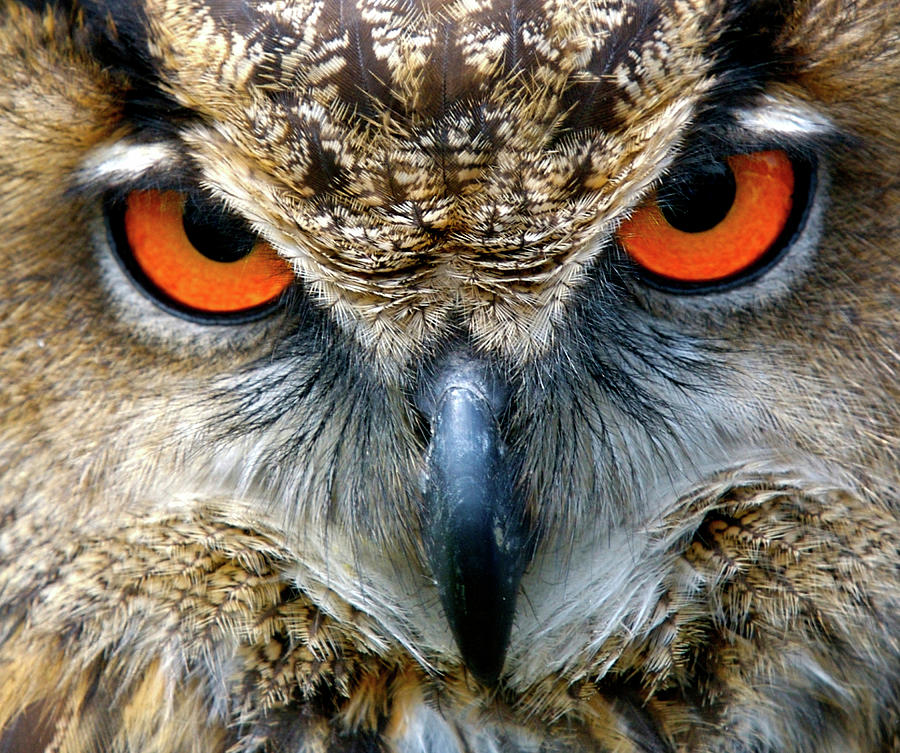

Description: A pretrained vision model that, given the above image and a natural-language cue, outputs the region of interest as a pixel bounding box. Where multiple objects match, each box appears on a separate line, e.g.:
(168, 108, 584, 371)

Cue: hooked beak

(420, 359, 533, 686)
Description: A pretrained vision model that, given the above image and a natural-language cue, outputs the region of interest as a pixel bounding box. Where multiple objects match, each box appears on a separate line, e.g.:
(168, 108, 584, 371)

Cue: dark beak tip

(467, 654, 505, 688)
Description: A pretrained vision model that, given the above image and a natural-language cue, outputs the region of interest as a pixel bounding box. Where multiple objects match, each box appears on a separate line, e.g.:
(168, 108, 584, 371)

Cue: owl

(0, 0, 898, 750)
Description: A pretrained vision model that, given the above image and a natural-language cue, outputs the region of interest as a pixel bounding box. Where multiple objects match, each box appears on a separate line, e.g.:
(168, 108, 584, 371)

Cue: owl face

(1, 0, 898, 750)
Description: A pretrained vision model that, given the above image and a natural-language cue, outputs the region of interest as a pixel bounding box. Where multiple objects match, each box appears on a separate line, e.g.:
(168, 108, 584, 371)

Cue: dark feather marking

(0, 703, 58, 753)
(557, 0, 663, 136)
(699, 0, 797, 116)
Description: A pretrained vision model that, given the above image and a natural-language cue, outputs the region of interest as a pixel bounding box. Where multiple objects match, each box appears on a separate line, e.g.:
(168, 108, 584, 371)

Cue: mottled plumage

(0, 0, 898, 751)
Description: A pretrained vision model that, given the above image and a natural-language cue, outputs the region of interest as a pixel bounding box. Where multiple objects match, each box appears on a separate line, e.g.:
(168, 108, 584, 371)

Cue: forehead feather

(132, 0, 717, 358)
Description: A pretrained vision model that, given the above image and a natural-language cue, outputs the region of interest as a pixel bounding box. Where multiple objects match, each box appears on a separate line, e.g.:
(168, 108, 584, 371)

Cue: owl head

(1, 0, 898, 750)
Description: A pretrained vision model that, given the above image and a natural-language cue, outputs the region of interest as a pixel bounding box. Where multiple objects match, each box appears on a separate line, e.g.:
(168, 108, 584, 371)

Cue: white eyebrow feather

(78, 141, 177, 186)
(737, 97, 833, 137)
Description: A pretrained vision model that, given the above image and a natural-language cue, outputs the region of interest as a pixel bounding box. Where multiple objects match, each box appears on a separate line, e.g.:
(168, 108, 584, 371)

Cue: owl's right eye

(106, 190, 296, 322)
(617, 150, 812, 293)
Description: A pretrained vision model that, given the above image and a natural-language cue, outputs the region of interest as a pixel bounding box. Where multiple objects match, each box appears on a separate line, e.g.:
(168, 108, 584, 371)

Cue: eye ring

(105, 190, 296, 324)
(617, 150, 815, 294)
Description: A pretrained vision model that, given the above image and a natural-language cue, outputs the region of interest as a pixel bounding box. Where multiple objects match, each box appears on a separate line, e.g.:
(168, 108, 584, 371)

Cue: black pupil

(658, 161, 737, 233)
(182, 195, 258, 263)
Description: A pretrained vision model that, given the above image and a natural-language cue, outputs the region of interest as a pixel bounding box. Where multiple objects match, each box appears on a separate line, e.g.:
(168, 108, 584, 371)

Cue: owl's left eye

(617, 150, 810, 291)
(107, 190, 296, 322)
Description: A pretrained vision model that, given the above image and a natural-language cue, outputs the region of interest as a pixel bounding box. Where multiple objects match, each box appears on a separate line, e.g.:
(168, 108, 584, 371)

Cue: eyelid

(669, 104, 834, 183)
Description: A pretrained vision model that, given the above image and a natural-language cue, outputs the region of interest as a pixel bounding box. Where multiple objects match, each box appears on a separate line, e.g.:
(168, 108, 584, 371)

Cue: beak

(420, 360, 533, 686)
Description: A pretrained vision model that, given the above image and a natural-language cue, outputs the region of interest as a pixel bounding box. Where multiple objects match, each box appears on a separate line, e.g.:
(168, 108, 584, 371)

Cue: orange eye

(115, 190, 295, 319)
(617, 150, 799, 288)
